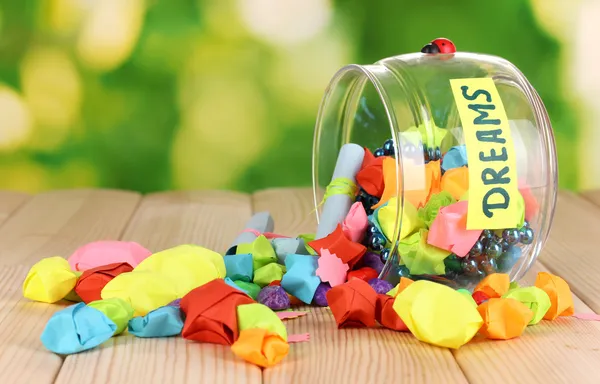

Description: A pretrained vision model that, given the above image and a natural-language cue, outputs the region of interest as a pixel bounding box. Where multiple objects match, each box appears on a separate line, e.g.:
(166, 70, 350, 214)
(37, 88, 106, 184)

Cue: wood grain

(254, 188, 468, 384)
(535, 191, 600, 313)
(452, 193, 600, 384)
(55, 190, 262, 384)
(0, 190, 141, 384)
(0, 191, 29, 227)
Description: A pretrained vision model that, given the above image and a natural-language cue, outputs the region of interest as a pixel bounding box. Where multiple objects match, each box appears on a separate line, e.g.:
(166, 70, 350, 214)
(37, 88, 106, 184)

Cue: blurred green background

(0, 0, 594, 193)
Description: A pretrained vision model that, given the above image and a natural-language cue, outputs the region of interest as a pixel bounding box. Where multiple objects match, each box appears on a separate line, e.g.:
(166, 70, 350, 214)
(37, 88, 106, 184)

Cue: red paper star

(316, 249, 349, 287)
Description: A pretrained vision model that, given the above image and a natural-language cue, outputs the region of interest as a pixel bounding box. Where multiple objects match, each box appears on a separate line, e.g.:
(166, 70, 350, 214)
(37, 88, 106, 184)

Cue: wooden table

(1, 188, 600, 384)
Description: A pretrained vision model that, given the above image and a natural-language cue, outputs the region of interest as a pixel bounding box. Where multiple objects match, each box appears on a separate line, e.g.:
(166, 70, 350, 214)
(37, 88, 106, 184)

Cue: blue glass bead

(370, 233, 386, 251)
(383, 139, 395, 156)
(444, 254, 462, 272)
(520, 228, 534, 244)
(398, 265, 411, 278)
(485, 241, 503, 258)
(368, 225, 380, 235)
(479, 257, 498, 275)
(434, 147, 441, 160)
(469, 241, 484, 257)
(374, 148, 385, 157)
(380, 248, 390, 262)
(368, 195, 380, 207)
(502, 229, 520, 244)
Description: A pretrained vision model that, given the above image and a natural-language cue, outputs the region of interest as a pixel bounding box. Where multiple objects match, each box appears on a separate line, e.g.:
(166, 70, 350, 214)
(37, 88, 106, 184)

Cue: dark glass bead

(427, 147, 435, 161)
(500, 240, 510, 252)
(380, 248, 390, 262)
(374, 148, 385, 157)
(485, 240, 503, 258)
(368, 225, 380, 235)
(368, 195, 380, 207)
(398, 265, 411, 278)
(444, 254, 462, 273)
(461, 258, 483, 277)
(422, 144, 430, 161)
(502, 229, 520, 244)
(469, 241, 484, 257)
(434, 147, 441, 160)
(479, 257, 498, 275)
(370, 233, 386, 251)
(383, 139, 395, 156)
(520, 228, 534, 245)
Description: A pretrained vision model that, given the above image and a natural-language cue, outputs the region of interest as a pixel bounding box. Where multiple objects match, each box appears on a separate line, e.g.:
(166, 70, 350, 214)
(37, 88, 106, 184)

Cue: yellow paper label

(449, 78, 520, 230)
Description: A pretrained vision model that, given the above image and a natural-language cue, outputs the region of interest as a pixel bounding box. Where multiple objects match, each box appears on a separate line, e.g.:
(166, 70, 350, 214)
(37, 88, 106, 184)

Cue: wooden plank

(55, 190, 262, 384)
(534, 191, 600, 313)
(579, 189, 600, 207)
(453, 192, 600, 384)
(0, 190, 141, 384)
(0, 191, 29, 227)
(254, 188, 468, 384)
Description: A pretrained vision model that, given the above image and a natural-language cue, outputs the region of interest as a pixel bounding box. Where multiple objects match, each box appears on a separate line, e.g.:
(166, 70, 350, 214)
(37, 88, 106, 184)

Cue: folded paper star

(87, 297, 134, 335)
(519, 181, 540, 222)
(237, 235, 278, 271)
(398, 229, 450, 275)
(427, 200, 482, 257)
(441, 166, 469, 200)
(180, 279, 255, 345)
(237, 303, 288, 341)
(315, 249, 349, 287)
(233, 280, 262, 300)
(101, 270, 179, 317)
(393, 280, 483, 349)
(75, 262, 134, 304)
(254, 263, 286, 287)
(404, 160, 442, 209)
(231, 328, 289, 368)
(477, 298, 533, 340)
(375, 294, 408, 331)
(280, 254, 321, 304)
(23, 256, 79, 304)
(326, 279, 378, 328)
(41, 303, 117, 355)
(502, 286, 551, 325)
(347, 267, 378, 283)
(356, 148, 385, 197)
(473, 273, 510, 299)
(224, 254, 254, 282)
(134, 244, 225, 298)
(308, 224, 366, 268)
(68, 241, 152, 271)
(342, 202, 369, 243)
(534, 272, 574, 320)
(128, 306, 184, 338)
(372, 157, 399, 209)
(377, 197, 423, 242)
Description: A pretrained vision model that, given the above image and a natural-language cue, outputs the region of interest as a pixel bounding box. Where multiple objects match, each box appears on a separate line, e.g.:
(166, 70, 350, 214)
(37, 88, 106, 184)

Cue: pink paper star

(316, 248, 349, 287)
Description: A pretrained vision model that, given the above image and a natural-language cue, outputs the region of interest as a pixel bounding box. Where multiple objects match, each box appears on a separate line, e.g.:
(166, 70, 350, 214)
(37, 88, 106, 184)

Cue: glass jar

(312, 39, 557, 290)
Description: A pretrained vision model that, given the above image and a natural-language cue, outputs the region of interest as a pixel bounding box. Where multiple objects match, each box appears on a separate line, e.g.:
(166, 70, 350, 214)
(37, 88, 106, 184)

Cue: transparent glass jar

(312, 39, 558, 290)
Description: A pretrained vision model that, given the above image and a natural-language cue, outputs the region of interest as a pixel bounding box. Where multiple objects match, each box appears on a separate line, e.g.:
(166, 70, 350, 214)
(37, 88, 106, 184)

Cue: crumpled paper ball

(74, 262, 133, 304)
(502, 286, 551, 325)
(231, 328, 289, 368)
(368, 278, 394, 295)
(393, 280, 483, 349)
(23, 256, 79, 303)
(134, 244, 226, 298)
(40, 302, 117, 354)
(473, 273, 510, 299)
(313, 283, 331, 307)
(101, 270, 178, 317)
(375, 294, 408, 331)
(477, 298, 533, 340)
(128, 305, 184, 338)
(534, 272, 574, 320)
(180, 279, 255, 345)
(258, 286, 290, 310)
(326, 279, 378, 328)
(68, 241, 152, 271)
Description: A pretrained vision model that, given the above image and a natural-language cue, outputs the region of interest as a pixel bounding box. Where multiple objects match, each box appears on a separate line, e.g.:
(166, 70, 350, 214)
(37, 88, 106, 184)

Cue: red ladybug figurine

(421, 38, 456, 54)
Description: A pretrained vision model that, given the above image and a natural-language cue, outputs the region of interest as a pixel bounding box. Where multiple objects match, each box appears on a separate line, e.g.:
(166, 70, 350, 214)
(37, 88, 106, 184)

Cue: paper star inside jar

(315, 249, 349, 287)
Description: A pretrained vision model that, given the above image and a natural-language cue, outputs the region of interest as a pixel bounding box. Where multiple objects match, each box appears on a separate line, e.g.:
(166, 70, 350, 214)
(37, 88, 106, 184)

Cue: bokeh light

(76, 0, 145, 71)
(237, 0, 332, 46)
(20, 46, 81, 150)
(0, 86, 33, 151)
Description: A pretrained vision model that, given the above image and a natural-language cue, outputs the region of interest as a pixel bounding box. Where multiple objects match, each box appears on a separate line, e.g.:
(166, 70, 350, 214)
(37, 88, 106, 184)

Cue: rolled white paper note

(315, 143, 365, 239)
(229, 211, 274, 249)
